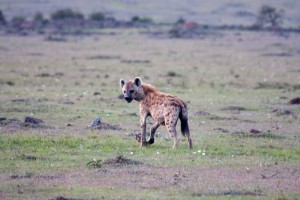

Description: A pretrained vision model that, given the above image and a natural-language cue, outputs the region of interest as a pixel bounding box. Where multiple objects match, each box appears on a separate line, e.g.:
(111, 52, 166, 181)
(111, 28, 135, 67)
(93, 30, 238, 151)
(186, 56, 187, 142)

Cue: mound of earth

(0, 117, 47, 132)
(103, 155, 143, 166)
(89, 122, 122, 131)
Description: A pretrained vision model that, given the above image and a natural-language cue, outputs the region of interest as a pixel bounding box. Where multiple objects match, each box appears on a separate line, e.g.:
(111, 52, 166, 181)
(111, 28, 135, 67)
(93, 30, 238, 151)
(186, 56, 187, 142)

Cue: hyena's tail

(179, 105, 193, 149)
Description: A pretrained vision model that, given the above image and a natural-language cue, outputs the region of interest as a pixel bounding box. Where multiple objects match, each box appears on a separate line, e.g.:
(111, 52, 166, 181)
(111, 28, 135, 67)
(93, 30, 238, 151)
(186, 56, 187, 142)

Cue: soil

(89, 123, 123, 131)
(61, 163, 300, 195)
(103, 155, 144, 166)
(0, 118, 49, 132)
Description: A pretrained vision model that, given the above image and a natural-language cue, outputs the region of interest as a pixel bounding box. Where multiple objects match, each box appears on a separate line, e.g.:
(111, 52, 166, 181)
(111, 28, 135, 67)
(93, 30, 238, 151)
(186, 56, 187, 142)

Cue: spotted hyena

(120, 77, 192, 149)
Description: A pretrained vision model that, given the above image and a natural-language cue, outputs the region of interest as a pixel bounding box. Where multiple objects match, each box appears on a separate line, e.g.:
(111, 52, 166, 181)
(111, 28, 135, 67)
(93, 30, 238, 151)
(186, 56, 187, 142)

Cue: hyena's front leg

(148, 122, 160, 144)
(140, 115, 147, 147)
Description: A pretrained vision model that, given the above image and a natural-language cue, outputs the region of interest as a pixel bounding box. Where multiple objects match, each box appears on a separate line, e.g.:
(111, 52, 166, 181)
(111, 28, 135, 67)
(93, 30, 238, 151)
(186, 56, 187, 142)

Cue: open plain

(0, 0, 300, 199)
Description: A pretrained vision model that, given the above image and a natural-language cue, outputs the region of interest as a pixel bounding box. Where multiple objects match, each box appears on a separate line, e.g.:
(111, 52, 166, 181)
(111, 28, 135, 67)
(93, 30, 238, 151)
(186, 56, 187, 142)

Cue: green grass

(1, 131, 299, 199)
(1, 131, 299, 173)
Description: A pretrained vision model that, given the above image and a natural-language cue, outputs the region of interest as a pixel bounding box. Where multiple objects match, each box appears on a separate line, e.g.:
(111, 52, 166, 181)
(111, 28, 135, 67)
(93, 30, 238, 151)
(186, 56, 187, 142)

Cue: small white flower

(192, 152, 197, 154)
(156, 151, 160, 155)
(198, 150, 201, 153)
(130, 152, 133, 155)
(202, 152, 205, 156)
(93, 158, 96, 162)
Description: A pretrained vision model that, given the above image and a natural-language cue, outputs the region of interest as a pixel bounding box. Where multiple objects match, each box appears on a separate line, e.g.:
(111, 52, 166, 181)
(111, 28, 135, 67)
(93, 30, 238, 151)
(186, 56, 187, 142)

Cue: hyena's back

(144, 91, 192, 148)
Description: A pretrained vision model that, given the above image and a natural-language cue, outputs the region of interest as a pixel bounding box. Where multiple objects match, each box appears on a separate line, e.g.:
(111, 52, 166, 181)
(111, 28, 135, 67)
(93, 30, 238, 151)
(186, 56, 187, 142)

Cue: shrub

(89, 12, 105, 21)
(167, 71, 178, 77)
(169, 29, 181, 38)
(0, 9, 6, 24)
(255, 5, 284, 28)
(175, 17, 185, 25)
(11, 16, 26, 27)
(131, 16, 152, 23)
(34, 12, 44, 22)
(51, 9, 84, 20)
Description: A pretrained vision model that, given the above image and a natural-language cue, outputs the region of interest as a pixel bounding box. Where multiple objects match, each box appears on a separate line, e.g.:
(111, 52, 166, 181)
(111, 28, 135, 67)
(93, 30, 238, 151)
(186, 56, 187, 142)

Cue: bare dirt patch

(62, 163, 300, 196)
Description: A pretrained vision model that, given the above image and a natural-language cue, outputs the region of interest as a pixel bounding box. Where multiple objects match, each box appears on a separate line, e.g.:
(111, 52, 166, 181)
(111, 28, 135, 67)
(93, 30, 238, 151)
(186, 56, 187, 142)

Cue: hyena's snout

(124, 94, 133, 103)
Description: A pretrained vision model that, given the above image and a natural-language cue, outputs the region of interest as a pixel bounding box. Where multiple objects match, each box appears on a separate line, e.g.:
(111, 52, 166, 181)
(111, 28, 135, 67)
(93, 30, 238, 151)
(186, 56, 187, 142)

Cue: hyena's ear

(120, 79, 126, 88)
(134, 77, 142, 87)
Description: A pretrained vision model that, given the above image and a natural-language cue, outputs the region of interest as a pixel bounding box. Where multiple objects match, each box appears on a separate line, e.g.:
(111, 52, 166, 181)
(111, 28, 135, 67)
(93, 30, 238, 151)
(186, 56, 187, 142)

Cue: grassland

(0, 12, 300, 200)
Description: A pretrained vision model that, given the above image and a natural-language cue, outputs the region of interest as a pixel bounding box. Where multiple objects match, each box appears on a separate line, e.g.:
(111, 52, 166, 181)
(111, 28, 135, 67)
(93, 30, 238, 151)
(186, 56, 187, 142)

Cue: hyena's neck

(136, 84, 159, 102)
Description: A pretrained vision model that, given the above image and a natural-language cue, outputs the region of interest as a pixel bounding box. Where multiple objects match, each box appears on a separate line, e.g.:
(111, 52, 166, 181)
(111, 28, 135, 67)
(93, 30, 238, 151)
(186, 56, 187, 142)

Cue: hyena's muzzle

(123, 90, 135, 103)
(124, 94, 133, 103)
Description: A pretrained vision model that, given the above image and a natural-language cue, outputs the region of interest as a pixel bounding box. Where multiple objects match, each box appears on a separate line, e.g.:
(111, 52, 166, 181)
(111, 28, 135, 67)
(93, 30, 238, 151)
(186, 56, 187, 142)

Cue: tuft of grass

(255, 82, 300, 90)
(202, 134, 300, 162)
(166, 71, 179, 77)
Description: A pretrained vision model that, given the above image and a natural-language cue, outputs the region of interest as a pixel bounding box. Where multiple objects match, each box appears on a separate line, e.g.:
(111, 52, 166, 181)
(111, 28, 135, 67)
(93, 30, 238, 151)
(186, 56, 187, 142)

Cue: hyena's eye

(129, 90, 134, 94)
(123, 91, 126, 94)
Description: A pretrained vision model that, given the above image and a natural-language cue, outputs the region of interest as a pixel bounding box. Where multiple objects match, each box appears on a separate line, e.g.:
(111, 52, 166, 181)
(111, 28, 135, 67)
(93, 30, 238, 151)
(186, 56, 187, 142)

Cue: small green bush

(0, 9, 7, 24)
(131, 16, 152, 23)
(89, 12, 105, 21)
(51, 8, 84, 20)
(255, 5, 284, 28)
(11, 16, 26, 27)
(175, 17, 185, 25)
(34, 12, 44, 22)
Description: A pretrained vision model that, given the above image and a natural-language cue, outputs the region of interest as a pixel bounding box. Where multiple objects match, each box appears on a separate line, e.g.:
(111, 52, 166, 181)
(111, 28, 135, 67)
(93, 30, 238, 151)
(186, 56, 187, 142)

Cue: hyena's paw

(148, 138, 154, 144)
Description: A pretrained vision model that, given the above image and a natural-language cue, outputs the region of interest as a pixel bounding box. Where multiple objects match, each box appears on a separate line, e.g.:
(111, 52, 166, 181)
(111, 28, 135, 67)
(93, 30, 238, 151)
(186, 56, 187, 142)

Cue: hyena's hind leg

(148, 122, 160, 144)
(165, 109, 180, 149)
(165, 119, 179, 149)
(166, 125, 179, 149)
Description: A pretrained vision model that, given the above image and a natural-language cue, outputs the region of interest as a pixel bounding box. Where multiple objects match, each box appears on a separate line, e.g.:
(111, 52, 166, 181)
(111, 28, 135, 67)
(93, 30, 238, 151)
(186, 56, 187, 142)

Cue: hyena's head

(119, 77, 142, 103)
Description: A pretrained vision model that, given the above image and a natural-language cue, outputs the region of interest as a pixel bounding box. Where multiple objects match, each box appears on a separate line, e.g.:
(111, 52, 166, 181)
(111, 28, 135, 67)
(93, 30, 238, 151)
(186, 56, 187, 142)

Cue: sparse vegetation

(51, 8, 84, 20)
(255, 82, 300, 90)
(175, 17, 185, 25)
(255, 5, 285, 28)
(167, 71, 178, 77)
(0, 1, 299, 199)
(0, 9, 7, 25)
(10, 16, 26, 27)
(89, 12, 105, 21)
(33, 12, 44, 22)
(131, 15, 152, 23)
